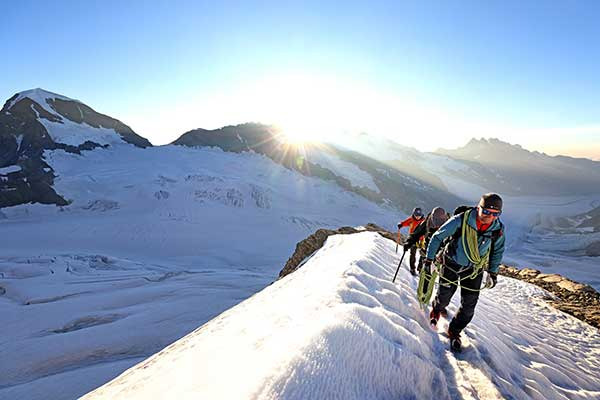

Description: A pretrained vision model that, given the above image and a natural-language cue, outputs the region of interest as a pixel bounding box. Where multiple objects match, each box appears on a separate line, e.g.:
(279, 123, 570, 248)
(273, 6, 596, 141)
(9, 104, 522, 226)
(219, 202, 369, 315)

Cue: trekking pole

(392, 247, 408, 283)
(395, 229, 400, 253)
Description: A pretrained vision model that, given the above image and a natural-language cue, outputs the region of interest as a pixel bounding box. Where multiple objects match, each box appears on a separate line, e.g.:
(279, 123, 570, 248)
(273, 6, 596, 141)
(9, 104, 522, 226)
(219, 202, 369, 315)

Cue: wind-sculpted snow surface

(82, 232, 600, 400)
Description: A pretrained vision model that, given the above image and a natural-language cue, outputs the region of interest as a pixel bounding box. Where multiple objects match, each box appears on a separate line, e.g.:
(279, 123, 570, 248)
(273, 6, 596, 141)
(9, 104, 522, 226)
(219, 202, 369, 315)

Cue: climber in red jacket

(398, 207, 425, 275)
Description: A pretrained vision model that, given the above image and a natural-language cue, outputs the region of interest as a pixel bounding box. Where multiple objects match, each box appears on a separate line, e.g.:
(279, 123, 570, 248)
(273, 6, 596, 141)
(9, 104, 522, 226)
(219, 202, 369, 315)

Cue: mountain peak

(439, 137, 526, 155)
(5, 88, 79, 114)
(2, 89, 152, 149)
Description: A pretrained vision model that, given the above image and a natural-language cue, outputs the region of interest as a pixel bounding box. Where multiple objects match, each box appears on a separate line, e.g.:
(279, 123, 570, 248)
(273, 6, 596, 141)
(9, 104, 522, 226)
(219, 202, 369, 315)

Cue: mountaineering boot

(410, 267, 417, 276)
(429, 309, 441, 329)
(440, 308, 448, 318)
(447, 329, 462, 352)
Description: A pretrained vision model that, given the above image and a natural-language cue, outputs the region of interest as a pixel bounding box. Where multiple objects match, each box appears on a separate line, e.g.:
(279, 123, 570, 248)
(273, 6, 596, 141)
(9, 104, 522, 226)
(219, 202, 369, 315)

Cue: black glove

(397, 223, 402, 230)
(403, 244, 412, 253)
(422, 258, 433, 272)
(487, 272, 498, 289)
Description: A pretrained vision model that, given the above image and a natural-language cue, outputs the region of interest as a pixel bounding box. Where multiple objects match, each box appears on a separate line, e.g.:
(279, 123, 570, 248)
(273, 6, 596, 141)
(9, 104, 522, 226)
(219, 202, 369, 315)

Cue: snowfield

(81, 232, 600, 400)
(0, 144, 397, 400)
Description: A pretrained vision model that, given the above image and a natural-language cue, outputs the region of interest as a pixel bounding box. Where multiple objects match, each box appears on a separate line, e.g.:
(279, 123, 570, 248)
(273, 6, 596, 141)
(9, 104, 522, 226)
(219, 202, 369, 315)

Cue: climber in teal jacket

(423, 193, 506, 352)
(426, 205, 505, 274)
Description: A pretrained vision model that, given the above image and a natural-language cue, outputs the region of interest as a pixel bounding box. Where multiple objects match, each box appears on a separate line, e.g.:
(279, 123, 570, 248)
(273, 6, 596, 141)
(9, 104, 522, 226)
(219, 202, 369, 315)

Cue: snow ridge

(82, 232, 600, 400)
(7, 88, 79, 116)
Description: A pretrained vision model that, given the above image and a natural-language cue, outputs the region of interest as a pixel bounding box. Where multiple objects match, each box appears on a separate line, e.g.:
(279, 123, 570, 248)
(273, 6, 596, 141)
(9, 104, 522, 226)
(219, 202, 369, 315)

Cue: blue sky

(2, 1, 599, 158)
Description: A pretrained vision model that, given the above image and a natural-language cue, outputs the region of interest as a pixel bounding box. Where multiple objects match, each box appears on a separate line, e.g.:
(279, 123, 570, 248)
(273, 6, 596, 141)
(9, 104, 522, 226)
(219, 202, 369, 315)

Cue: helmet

(412, 207, 423, 218)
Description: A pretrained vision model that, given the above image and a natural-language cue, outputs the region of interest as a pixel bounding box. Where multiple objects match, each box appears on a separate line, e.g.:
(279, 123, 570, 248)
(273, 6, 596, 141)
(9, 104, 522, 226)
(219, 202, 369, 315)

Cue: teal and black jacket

(426, 210, 506, 273)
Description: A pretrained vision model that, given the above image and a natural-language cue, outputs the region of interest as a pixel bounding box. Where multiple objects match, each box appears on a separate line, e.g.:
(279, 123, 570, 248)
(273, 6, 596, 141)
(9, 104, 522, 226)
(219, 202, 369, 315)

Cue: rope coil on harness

(460, 209, 490, 279)
(417, 266, 438, 307)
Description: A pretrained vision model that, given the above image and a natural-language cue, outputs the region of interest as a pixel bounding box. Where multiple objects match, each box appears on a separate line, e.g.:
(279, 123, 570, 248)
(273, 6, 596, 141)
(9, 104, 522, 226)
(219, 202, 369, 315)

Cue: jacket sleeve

(398, 217, 412, 229)
(488, 231, 506, 273)
(426, 215, 460, 260)
(405, 219, 427, 248)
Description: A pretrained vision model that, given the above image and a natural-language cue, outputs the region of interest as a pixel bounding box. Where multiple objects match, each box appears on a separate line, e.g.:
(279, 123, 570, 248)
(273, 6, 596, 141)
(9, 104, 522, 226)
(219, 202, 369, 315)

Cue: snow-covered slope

(0, 144, 398, 400)
(81, 232, 600, 400)
(505, 199, 600, 288)
(0, 88, 151, 208)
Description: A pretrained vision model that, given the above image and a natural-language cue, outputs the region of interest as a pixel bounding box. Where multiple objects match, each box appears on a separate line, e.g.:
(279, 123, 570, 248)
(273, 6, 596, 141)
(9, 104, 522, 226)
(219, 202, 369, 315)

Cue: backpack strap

(444, 211, 503, 263)
(488, 221, 504, 265)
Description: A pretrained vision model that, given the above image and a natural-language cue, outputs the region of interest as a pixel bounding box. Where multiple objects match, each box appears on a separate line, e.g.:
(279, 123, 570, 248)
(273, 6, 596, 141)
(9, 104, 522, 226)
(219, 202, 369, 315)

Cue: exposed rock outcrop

(280, 225, 600, 330)
(278, 223, 398, 279)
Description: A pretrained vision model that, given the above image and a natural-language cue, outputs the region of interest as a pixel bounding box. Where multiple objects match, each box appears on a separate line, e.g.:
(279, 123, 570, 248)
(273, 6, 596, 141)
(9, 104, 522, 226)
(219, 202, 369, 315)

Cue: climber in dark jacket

(404, 207, 450, 272)
(404, 207, 449, 298)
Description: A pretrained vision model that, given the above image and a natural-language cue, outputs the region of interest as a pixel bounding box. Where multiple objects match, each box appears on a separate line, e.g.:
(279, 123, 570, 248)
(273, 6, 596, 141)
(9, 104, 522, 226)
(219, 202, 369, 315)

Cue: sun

(276, 122, 324, 145)
(245, 72, 348, 145)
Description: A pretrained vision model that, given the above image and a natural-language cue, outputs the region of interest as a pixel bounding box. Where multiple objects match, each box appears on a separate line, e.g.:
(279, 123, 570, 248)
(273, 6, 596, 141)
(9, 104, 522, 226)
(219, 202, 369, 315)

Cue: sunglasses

(480, 207, 501, 217)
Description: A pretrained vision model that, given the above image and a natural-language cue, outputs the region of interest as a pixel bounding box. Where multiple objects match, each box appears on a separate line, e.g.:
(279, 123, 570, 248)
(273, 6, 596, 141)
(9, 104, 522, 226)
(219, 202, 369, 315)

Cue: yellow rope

(417, 266, 438, 306)
(433, 262, 490, 291)
(460, 209, 490, 278)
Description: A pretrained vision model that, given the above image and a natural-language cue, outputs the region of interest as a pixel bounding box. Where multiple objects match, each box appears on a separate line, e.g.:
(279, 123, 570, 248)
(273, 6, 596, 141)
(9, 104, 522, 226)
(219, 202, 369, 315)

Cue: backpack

(453, 205, 472, 216)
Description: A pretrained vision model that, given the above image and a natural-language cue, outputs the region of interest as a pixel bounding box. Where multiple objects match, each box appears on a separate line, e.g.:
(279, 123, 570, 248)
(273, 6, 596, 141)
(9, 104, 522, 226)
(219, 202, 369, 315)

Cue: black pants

(409, 246, 418, 270)
(417, 249, 426, 272)
(432, 261, 484, 334)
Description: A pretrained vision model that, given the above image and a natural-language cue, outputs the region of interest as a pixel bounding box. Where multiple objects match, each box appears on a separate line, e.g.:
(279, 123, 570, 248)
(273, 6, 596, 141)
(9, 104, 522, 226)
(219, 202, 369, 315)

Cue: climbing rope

(416, 262, 492, 307)
(460, 209, 490, 279)
(433, 262, 492, 292)
(416, 265, 438, 308)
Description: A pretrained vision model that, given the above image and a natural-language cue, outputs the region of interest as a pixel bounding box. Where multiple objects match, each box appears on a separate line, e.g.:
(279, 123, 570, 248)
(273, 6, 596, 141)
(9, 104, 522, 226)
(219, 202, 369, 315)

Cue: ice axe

(392, 247, 408, 283)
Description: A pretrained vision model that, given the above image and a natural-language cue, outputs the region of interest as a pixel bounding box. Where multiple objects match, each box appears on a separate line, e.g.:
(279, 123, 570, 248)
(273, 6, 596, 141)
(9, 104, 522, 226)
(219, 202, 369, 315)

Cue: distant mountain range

(436, 138, 600, 195)
(1, 88, 600, 211)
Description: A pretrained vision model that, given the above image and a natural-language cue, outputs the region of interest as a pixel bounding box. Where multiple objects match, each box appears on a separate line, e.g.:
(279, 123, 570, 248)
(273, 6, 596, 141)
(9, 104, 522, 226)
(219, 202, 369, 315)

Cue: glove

(397, 223, 402, 230)
(422, 258, 433, 273)
(403, 244, 412, 253)
(486, 272, 498, 289)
